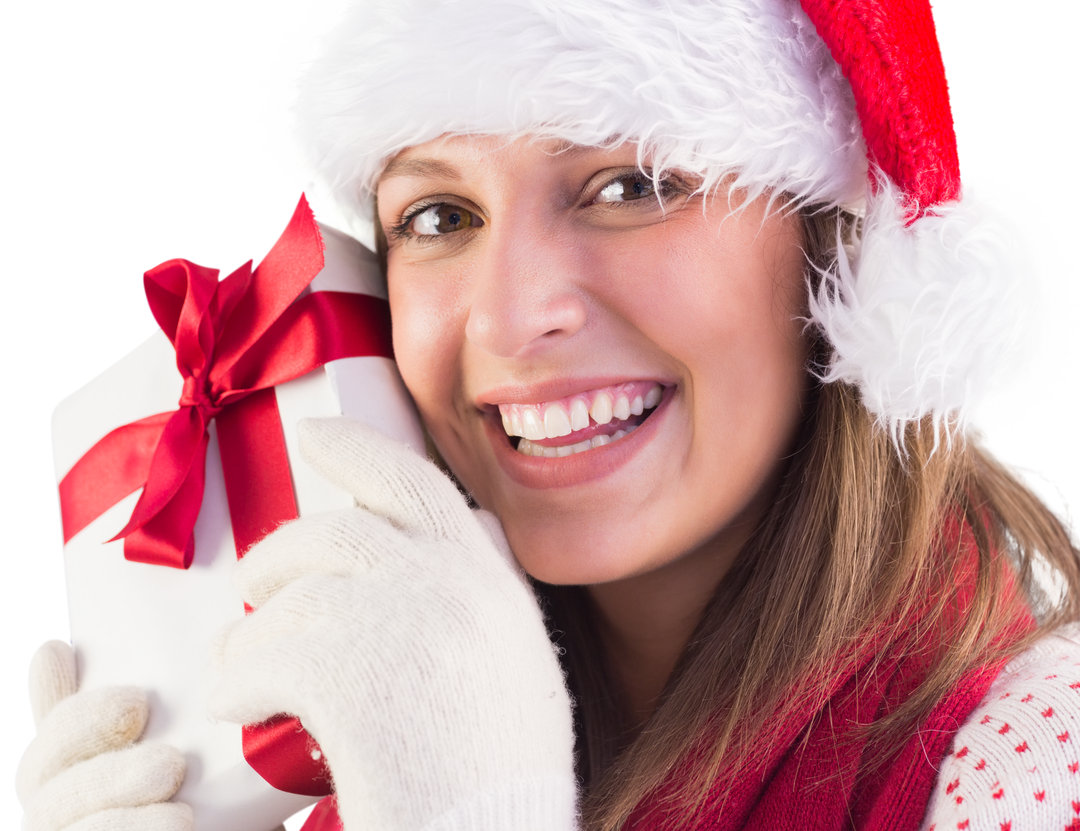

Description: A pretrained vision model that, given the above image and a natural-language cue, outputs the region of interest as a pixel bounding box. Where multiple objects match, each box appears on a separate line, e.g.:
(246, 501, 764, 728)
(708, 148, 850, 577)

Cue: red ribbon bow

(58, 195, 393, 568)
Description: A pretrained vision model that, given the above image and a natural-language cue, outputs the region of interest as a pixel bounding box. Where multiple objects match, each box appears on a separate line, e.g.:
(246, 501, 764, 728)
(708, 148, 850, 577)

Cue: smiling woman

(378, 138, 809, 593)
(15, 0, 1080, 830)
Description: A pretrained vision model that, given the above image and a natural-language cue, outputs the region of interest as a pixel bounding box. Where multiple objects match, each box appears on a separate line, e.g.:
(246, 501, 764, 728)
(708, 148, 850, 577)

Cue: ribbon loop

(59, 195, 394, 569)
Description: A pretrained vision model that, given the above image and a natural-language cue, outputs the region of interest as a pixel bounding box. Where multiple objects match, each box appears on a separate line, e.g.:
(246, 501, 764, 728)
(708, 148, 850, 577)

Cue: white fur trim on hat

(809, 179, 1031, 445)
(297, 0, 866, 223)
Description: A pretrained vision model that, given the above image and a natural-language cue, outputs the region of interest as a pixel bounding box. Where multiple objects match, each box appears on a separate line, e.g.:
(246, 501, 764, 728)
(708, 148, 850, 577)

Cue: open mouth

(497, 381, 665, 458)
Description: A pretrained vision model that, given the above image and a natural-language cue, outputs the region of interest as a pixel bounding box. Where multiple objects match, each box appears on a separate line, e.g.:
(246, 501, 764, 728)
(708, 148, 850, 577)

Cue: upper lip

(475, 375, 671, 409)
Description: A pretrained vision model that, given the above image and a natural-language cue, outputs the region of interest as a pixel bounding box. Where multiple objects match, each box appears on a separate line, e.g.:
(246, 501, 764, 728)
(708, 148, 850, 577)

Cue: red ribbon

(57, 195, 394, 797)
(300, 796, 345, 831)
(58, 195, 393, 567)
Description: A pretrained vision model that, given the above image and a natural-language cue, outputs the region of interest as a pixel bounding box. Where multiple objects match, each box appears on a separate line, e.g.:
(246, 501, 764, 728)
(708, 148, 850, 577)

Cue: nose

(464, 227, 588, 358)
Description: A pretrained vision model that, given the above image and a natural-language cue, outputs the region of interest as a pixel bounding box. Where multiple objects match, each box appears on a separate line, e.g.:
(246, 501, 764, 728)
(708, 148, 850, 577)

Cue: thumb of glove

(14, 635, 78, 803)
(29, 640, 77, 728)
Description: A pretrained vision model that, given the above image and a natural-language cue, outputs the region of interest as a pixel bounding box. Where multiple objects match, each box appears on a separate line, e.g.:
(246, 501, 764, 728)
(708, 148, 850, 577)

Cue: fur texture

(296, 0, 866, 223)
(810, 180, 1030, 445)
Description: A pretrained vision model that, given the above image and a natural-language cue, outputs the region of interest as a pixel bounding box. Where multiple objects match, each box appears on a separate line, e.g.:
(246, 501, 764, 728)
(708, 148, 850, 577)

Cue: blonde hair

(532, 207, 1080, 830)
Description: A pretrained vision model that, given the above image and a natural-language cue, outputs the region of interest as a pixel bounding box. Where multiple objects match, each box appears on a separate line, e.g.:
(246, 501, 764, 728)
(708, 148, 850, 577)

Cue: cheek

(596, 213, 808, 387)
(387, 273, 464, 422)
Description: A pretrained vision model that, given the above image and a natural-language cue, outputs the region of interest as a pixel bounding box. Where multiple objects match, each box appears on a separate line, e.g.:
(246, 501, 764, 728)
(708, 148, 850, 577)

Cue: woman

(18, 0, 1080, 829)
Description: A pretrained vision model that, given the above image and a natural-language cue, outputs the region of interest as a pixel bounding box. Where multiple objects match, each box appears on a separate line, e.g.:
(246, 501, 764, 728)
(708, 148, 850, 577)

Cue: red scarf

(624, 517, 1033, 831)
(624, 643, 1015, 830)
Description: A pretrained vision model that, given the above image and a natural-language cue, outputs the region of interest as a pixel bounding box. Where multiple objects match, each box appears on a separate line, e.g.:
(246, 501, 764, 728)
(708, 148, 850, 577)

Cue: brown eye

(596, 173, 656, 203)
(410, 204, 483, 235)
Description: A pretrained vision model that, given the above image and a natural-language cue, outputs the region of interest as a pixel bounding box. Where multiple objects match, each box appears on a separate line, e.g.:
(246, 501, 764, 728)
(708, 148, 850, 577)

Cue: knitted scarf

(622, 517, 1034, 831)
(624, 640, 1018, 830)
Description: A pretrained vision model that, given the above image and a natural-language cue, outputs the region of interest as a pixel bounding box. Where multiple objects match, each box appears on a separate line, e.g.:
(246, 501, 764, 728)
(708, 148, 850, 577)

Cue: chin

(498, 512, 661, 586)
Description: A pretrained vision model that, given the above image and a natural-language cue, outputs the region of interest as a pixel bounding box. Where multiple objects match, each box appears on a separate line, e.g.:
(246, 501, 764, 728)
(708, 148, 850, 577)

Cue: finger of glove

(209, 574, 343, 725)
(23, 743, 185, 831)
(299, 417, 478, 546)
(234, 508, 415, 609)
(472, 510, 527, 576)
(28, 641, 77, 727)
(64, 803, 193, 831)
(17, 686, 147, 805)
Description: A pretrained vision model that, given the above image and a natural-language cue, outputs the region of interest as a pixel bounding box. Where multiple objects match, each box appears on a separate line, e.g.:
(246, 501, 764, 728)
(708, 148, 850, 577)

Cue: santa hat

(297, 0, 1026, 441)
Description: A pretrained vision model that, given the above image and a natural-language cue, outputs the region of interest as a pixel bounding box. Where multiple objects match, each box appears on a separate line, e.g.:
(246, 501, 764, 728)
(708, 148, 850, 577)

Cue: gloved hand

(209, 417, 578, 831)
(16, 640, 191, 831)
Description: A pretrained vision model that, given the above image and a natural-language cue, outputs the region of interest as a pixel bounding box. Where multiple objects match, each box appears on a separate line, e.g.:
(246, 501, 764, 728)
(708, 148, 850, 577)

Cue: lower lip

(484, 388, 674, 489)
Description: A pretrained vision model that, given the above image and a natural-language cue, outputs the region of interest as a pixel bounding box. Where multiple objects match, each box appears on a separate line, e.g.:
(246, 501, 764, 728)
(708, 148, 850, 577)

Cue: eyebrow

(379, 139, 620, 181)
(545, 139, 595, 157)
(379, 157, 462, 182)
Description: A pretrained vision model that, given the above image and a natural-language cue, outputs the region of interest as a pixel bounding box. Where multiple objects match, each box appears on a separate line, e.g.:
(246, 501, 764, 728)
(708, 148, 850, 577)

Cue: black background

(8, 1, 1080, 821)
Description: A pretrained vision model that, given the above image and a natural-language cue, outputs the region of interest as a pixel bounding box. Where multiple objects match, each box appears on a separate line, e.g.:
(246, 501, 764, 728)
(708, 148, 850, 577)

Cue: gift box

(51, 198, 423, 831)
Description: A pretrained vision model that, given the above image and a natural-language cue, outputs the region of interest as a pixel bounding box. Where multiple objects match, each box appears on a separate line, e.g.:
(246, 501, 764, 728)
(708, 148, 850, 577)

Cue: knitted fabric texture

(209, 417, 578, 831)
(302, 631, 1080, 831)
(921, 624, 1080, 831)
(622, 639, 1016, 830)
(17, 641, 191, 831)
(622, 516, 1035, 831)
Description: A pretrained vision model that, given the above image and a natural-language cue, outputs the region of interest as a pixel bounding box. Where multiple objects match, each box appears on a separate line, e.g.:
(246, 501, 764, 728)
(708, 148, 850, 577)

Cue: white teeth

(521, 408, 545, 440)
(591, 392, 613, 425)
(518, 438, 542, 456)
(543, 402, 572, 438)
(570, 398, 590, 431)
(504, 382, 665, 443)
(514, 421, 641, 456)
(515, 435, 615, 457)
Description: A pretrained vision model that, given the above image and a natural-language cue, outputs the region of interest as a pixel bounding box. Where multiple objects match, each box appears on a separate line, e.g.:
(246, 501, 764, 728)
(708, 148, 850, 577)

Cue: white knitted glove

(209, 417, 578, 831)
(16, 640, 191, 831)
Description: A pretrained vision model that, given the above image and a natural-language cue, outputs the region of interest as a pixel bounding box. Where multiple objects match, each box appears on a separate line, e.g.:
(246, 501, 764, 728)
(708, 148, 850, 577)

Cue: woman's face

(376, 136, 810, 585)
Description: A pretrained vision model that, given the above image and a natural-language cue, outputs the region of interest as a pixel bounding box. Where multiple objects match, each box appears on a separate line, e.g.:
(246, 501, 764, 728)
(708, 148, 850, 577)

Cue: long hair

(533, 206, 1080, 831)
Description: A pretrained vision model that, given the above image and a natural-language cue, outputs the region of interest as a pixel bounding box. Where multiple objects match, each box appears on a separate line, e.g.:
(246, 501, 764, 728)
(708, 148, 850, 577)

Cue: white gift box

(51, 224, 423, 831)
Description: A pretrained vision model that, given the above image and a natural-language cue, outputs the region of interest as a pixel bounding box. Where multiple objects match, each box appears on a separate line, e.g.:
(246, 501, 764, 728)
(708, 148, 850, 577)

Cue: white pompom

(810, 179, 1033, 448)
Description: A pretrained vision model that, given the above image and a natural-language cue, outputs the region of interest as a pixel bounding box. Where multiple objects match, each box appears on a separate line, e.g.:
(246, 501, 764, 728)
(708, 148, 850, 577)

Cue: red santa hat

(296, 0, 1026, 443)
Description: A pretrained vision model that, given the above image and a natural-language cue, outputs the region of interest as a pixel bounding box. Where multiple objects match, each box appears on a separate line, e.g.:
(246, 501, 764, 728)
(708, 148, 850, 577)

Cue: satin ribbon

(58, 195, 393, 567)
(57, 195, 394, 797)
(300, 796, 344, 831)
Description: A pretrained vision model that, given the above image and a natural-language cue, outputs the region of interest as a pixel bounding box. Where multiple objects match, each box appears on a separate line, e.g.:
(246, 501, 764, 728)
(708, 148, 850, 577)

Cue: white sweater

(921, 623, 1080, 830)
